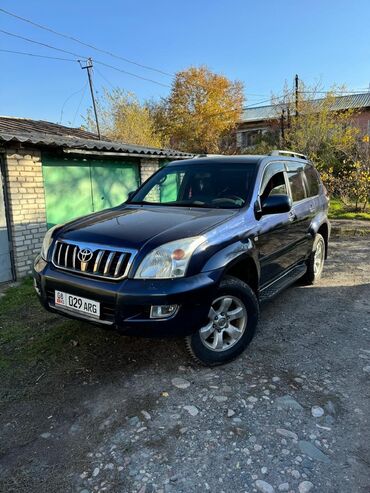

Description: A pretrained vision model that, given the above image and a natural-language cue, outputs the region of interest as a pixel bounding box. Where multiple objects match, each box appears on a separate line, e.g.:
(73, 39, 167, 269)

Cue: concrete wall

(4, 148, 47, 279)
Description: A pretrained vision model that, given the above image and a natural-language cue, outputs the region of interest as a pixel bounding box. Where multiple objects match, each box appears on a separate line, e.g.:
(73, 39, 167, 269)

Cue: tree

(84, 88, 163, 148)
(283, 86, 359, 173)
(337, 137, 370, 211)
(153, 66, 244, 153)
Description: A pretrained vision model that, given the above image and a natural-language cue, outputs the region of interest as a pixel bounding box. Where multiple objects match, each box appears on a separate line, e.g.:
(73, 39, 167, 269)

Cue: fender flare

(201, 238, 260, 283)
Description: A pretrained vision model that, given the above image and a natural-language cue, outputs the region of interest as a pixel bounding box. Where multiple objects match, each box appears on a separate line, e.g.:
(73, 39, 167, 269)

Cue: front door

(0, 160, 12, 283)
(256, 161, 294, 286)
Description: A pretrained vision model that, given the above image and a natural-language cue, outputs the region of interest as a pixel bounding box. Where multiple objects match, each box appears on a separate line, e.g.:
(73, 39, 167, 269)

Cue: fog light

(150, 304, 178, 319)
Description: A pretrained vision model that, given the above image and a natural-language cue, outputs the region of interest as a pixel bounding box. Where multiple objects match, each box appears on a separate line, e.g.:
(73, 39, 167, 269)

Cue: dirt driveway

(0, 236, 369, 493)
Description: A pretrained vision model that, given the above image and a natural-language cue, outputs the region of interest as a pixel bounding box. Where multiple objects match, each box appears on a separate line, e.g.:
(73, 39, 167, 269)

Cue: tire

(302, 233, 326, 285)
(185, 276, 259, 366)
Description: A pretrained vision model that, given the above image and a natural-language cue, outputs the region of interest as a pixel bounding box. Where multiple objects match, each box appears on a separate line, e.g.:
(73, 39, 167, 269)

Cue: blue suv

(33, 151, 330, 366)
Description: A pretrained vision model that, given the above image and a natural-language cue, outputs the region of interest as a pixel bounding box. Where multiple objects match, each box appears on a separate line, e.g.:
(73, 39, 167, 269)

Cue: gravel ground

(0, 237, 369, 493)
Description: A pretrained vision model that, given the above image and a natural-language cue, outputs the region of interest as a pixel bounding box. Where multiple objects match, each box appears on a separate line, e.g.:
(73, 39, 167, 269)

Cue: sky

(0, 0, 369, 128)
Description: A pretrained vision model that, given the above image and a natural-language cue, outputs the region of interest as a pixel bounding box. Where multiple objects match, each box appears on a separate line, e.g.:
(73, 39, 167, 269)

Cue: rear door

(285, 161, 313, 262)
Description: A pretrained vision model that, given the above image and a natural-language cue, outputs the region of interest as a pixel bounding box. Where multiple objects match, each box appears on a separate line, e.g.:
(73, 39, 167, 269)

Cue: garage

(0, 116, 191, 281)
(42, 156, 140, 228)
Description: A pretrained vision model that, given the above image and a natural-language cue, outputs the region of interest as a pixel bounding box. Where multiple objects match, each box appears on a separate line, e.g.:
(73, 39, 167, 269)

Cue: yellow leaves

(84, 88, 165, 148)
(161, 65, 244, 153)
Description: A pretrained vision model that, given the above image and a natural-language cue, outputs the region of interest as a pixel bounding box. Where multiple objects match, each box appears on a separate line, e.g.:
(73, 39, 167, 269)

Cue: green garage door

(42, 156, 139, 228)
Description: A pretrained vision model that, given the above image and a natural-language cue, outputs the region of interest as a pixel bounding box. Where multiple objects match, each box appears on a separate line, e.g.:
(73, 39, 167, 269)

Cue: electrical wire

(0, 6, 173, 77)
(94, 60, 171, 88)
(59, 83, 88, 124)
(0, 29, 85, 58)
(0, 48, 77, 62)
(94, 67, 115, 89)
(72, 83, 88, 126)
(0, 30, 171, 88)
(0, 8, 275, 98)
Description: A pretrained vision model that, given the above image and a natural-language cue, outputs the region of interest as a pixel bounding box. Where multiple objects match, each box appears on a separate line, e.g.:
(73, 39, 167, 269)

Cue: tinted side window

(287, 171, 306, 202)
(304, 165, 320, 197)
(260, 162, 286, 194)
(261, 172, 287, 201)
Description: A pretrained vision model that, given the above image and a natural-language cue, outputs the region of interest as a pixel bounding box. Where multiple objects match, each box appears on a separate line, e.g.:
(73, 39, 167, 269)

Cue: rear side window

(286, 161, 307, 202)
(304, 165, 320, 197)
(287, 171, 306, 202)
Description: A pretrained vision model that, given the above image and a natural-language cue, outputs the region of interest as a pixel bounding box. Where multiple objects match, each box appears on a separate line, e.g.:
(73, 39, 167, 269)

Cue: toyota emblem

(78, 248, 93, 263)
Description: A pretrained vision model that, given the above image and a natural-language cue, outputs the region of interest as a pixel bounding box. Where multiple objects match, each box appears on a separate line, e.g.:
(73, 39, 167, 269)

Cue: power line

(72, 84, 88, 126)
(94, 60, 170, 88)
(0, 8, 274, 98)
(0, 29, 85, 58)
(0, 6, 173, 77)
(0, 30, 171, 88)
(94, 67, 115, 89)
(0, 48, 77, 62)
(59, 83, 87, 123)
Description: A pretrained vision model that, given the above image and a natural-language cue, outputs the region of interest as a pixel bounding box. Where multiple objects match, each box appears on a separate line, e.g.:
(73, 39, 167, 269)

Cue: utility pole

(295, 74, 299, 118)
(280, 109, 285, 141)
(80, 58, 101, 139)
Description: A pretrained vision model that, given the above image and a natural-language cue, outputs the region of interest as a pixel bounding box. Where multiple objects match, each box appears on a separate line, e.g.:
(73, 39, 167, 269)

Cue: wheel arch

(201, 240, 260, 296)
(317, 222, 329, 259)
(223, 255, 260, 296)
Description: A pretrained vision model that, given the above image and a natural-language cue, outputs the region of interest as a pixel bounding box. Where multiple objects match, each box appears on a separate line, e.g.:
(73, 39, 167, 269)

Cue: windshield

(129, 162, 256, 209)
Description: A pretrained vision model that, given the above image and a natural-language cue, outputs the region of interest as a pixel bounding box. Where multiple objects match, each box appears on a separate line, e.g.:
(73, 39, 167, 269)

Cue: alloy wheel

(199, 295, 247, 352)
(314, 237, 325, 277)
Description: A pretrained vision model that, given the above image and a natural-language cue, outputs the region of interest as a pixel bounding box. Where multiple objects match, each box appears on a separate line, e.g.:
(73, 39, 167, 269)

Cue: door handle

(288, 211, 297, 221)
(309, 203, 314, 212)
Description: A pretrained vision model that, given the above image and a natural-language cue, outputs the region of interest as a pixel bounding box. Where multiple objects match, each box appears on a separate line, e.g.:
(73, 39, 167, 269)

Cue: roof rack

(194, 153, 224, 158)
(269, 150, 308, 160)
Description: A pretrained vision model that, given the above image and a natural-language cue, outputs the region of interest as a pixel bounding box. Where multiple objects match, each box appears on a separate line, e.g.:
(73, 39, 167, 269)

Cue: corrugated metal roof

(0, 116, 192, 158)
(242, 92, 370, 122)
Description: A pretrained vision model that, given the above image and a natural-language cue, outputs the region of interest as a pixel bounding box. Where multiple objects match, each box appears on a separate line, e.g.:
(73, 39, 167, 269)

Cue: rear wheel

(303, 233, 326, 285)
(185, 276, 259, 366)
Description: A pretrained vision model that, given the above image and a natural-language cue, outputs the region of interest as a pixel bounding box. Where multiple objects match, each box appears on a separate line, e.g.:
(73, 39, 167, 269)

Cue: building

(236, 92, 370, 149)
(0, 116, 192, 283)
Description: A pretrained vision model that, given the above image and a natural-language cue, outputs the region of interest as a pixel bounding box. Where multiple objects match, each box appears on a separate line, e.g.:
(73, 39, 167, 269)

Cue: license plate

(54, 290, 100, 319)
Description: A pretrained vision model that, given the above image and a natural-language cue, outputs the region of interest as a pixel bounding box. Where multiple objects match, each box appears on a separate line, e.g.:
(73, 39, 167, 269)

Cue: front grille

(52, 241, 133, 280)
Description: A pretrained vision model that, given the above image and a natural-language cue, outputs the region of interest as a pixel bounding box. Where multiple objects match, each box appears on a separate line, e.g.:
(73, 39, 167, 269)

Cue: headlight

(135, 236, 206, 279)
(40, 225, 59, 260)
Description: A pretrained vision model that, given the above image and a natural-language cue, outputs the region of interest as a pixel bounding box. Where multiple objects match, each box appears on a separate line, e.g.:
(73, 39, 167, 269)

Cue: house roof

(242, 92, 370, 123)
(0, 116, 192, 158)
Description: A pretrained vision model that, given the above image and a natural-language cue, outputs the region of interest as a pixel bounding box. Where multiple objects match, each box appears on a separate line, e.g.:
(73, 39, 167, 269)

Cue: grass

(0, 278, 120, 402)
(329, 197, 370, 221)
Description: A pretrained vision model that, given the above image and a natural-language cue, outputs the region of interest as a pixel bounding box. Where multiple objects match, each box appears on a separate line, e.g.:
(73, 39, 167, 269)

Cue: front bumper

(33, 256, 222, 337)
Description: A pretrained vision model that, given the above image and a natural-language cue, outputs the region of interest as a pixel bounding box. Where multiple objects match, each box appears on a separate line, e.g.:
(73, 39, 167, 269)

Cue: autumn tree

(283, 87, 359, 173)
(84, 88, 163, 148)
(152, 66, 244, 153)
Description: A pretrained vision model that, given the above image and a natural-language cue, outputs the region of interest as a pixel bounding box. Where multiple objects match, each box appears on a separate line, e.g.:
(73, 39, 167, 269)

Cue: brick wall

(140, 158, 160, 184)
(4, 148, 47, 279)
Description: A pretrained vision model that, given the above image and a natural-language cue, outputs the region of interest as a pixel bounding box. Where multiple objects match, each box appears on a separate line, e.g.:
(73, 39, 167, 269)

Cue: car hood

(56, 205, 237, 250)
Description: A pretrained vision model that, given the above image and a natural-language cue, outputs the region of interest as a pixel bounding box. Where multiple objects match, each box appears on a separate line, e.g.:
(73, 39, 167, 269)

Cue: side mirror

(126, 190, 136, 202)
(261, 194, 292, 215)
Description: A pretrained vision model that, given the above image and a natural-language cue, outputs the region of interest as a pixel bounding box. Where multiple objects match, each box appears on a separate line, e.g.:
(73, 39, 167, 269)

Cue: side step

(260, 263, 307, 303)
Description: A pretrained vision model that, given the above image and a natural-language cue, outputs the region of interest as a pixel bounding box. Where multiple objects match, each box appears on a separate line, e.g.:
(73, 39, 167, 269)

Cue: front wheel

(185, 276, 259, 366)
